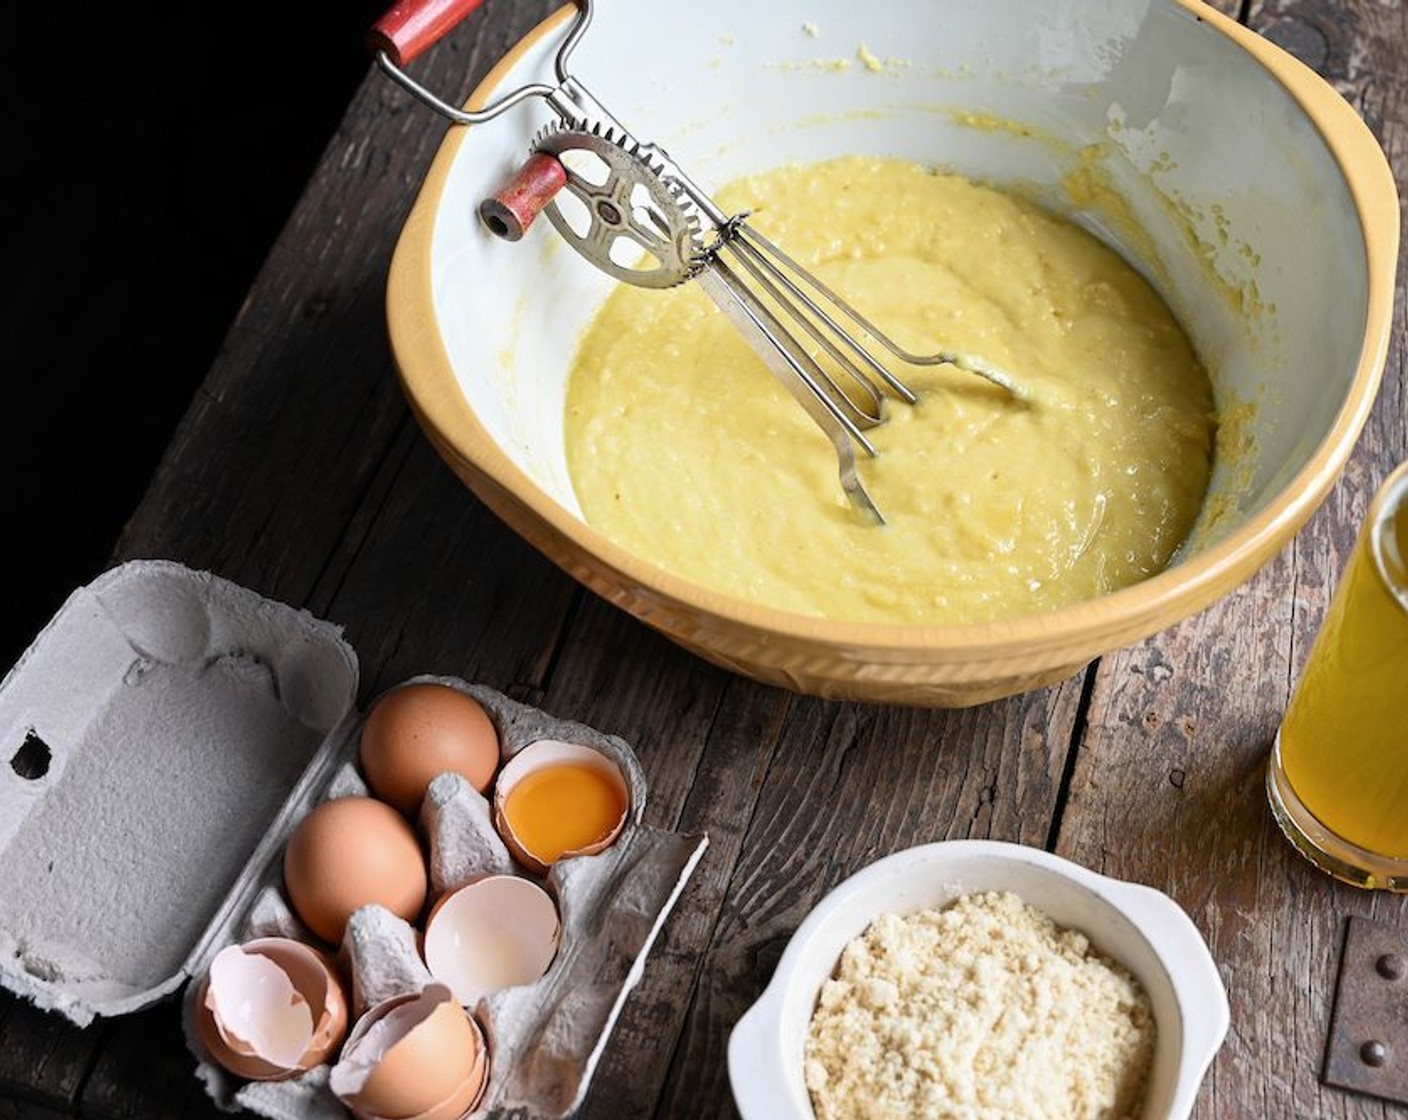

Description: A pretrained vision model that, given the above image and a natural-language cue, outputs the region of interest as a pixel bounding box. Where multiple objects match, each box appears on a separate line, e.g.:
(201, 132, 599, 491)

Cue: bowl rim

(724, 838, 1231, 1120)
(385, 0, 1400, 661)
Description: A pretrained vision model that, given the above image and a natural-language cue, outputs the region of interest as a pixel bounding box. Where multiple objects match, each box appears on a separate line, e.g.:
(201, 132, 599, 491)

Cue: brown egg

(359, 682, 501, 816)
(283, 796, 428, 944)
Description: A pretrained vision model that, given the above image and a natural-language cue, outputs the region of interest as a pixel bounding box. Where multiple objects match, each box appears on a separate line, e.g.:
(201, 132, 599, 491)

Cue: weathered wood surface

(1, 2, 1403, 1119)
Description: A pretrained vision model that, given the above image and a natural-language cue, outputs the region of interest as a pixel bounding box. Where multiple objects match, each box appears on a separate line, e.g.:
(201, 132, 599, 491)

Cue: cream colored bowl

(727, 840, 1230, 1120)
(386, 0, 1398, 706)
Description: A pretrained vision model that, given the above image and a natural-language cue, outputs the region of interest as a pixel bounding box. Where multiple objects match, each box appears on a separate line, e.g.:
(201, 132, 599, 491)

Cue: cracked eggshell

(397, 1060, 490, 1120)
(331, 983, 488, 1120)
(421, 875, 560, 1008)
(194, 938, 349, 1080)
(491, 739, 630, 876)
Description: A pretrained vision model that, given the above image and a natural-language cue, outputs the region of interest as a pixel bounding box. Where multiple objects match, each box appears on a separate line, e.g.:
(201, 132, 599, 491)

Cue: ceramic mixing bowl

(727, 839, 1230, 1120)
(385, 0, 1398, 706)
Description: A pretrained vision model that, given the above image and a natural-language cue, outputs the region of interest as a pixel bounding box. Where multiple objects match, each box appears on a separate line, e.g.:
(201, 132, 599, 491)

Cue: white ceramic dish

(727, 839, 1230, 1120)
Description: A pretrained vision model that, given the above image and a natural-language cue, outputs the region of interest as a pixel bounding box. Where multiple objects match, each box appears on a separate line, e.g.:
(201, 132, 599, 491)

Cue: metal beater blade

(690, 216, 1027, 522)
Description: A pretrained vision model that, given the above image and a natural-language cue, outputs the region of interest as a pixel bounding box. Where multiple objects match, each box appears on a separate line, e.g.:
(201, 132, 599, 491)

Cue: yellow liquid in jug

(1279, 485, 1408, 856)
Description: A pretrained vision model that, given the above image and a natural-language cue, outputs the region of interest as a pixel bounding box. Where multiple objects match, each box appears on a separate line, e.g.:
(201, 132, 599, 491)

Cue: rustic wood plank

(111, 0, 557, 609)
(0, 1088, 73, 1120)
(77, 1004, 230, 1120)
(310, 430, 582, 701)
(1061, 3, 1408, 1119)
(0, 992, 102, 1117)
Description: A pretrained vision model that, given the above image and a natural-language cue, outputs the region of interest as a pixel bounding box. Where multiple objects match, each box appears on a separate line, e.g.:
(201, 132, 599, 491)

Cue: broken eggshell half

(492, 739, 630, 876)
(330, 982, 489, 1120)
(194, 937, 349, 1080)
(422, 874, 561, 1008)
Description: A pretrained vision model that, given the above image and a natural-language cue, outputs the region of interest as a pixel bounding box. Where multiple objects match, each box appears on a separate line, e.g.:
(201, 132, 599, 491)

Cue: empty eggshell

(194, 938, 349, 1080)
(493, 739, 630, 875)
(422, 874, 561, 1008)
(359, 681, 502, 815)
(282, 795, 429, 945)
(330, 983, 488, 1120)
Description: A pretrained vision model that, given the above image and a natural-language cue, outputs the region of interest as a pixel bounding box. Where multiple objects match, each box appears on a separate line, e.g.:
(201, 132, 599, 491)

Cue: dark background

(7, 5, 387, 670)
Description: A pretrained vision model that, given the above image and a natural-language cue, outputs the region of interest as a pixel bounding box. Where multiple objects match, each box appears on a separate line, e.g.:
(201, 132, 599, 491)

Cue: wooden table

(2, 2, 1404, 1117)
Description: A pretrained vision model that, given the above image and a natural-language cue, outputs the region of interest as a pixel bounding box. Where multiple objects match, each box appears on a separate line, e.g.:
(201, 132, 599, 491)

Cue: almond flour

(803, 889, 1156, 1120)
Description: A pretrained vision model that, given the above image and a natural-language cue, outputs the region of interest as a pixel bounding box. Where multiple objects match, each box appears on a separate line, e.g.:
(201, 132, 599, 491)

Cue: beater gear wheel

(532, 123, 703, 289)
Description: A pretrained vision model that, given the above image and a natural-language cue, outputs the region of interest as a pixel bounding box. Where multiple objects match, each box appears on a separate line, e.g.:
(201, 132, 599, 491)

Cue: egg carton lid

(0, 559, 361, 1025)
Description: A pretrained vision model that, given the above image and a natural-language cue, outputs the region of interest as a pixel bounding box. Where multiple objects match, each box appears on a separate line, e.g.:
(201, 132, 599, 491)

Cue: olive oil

(1270, 461, 1408, 885)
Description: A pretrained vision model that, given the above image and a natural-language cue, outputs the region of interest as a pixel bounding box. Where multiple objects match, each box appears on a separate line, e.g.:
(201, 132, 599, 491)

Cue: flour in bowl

(803, 889, 1155, 1120)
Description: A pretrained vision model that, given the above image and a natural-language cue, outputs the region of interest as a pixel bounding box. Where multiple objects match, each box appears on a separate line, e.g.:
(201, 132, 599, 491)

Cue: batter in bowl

(563, 156, 1216, 626)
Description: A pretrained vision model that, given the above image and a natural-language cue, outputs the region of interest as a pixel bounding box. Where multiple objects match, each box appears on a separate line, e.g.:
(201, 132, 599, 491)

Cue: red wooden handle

(368, 0, 487, 67)
(479, 153, 568, 241)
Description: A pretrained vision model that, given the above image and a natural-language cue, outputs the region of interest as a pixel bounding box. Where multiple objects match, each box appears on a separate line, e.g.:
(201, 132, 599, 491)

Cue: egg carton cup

(0, 559, 707, 1120)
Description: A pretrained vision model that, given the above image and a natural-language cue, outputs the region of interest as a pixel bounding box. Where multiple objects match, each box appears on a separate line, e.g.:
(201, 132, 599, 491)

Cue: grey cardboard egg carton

(0, 559, 707, 1120)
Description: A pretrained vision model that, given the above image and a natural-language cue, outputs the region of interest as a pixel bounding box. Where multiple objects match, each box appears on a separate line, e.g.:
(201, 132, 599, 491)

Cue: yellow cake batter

(564, 156, 1216, 625)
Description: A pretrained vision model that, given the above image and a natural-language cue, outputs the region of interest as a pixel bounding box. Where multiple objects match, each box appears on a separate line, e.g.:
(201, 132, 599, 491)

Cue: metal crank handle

(367, 0, 593, 125)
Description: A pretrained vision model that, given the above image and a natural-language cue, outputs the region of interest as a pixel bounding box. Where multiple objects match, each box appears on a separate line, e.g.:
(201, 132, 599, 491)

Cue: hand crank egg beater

(370, 0, 1021, 524)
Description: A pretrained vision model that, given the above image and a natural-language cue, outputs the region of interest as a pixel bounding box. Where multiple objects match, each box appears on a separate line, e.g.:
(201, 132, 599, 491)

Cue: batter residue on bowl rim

(564, 155, 1216, 626)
